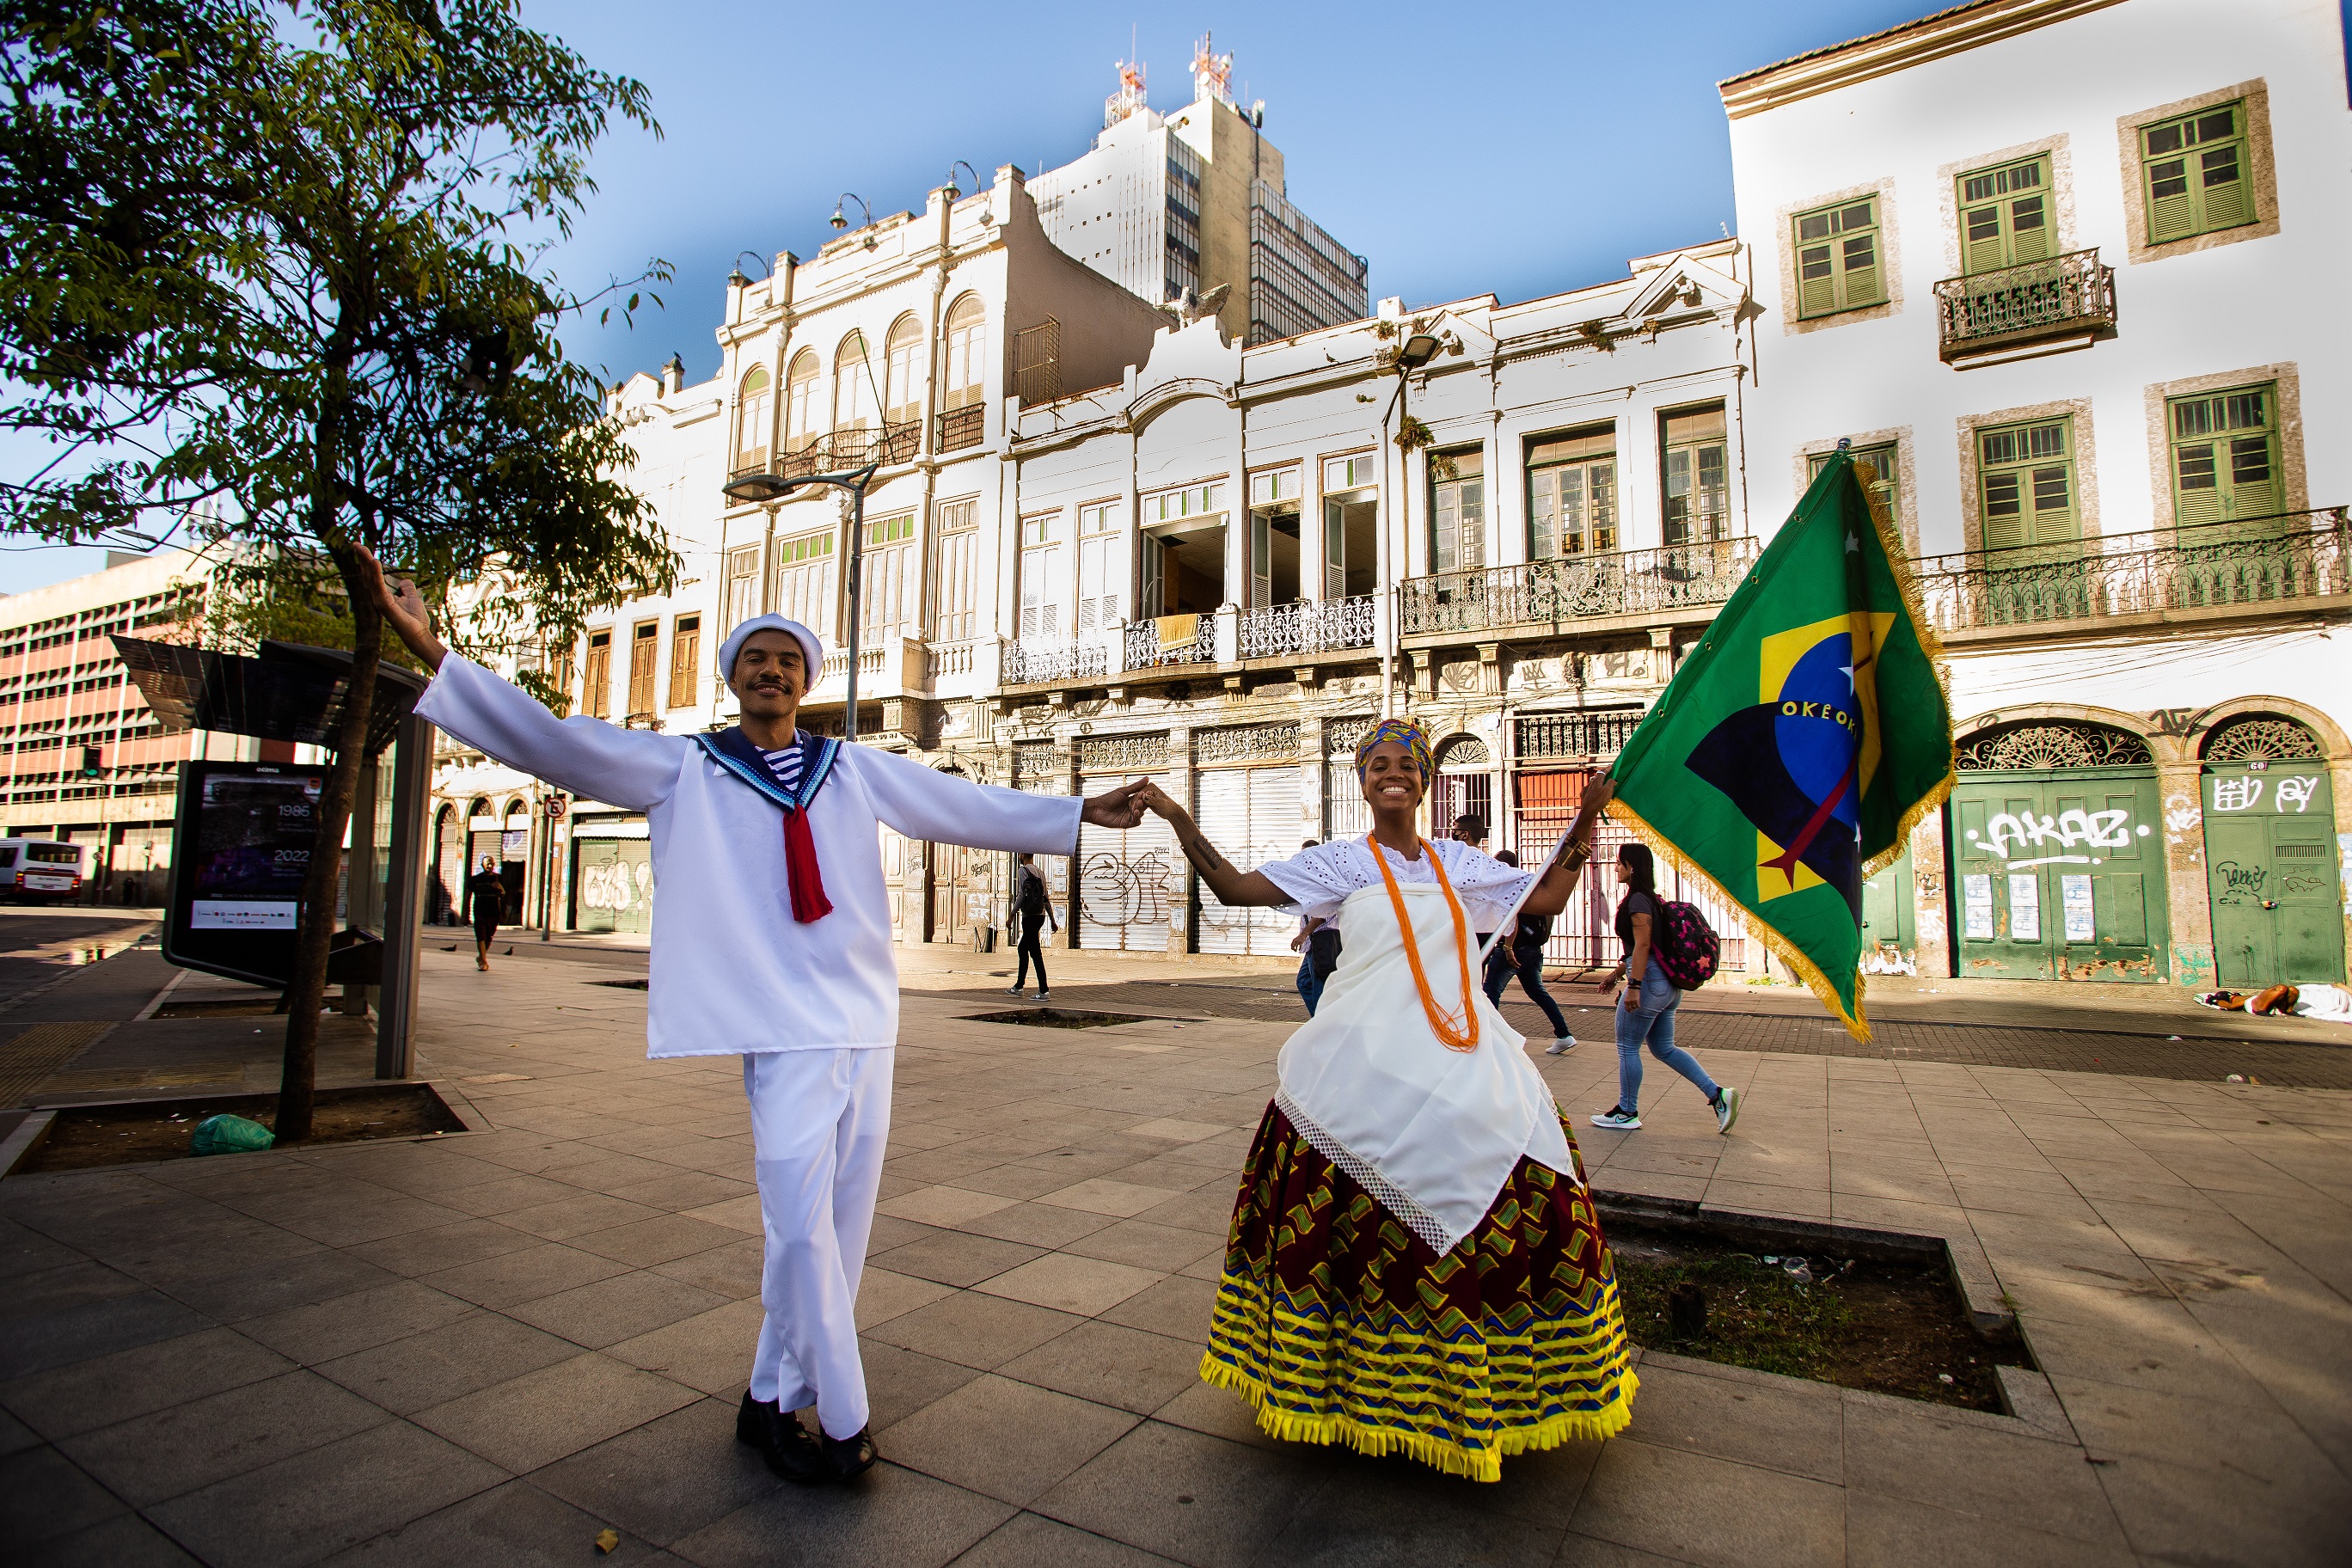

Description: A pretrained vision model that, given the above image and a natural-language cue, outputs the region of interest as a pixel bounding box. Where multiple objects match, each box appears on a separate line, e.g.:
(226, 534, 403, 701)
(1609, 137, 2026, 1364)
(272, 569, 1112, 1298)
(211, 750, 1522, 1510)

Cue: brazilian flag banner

(1608, 450, 1954, 1039)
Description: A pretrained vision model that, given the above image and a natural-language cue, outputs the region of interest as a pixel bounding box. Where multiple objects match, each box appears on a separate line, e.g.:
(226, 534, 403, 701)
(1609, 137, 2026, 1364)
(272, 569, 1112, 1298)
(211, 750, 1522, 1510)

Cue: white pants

(742, 1046, 893, 1440)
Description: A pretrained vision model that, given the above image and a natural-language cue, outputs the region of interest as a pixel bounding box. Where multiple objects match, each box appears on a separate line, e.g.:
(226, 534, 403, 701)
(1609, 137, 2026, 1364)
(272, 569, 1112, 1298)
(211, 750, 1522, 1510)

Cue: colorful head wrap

(1355, 717, 1431, 781)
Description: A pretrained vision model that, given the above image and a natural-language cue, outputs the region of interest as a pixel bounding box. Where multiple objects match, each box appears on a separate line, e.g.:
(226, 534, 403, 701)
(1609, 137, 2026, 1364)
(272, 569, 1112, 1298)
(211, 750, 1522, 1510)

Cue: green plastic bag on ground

(191, 1114, 276, 1155)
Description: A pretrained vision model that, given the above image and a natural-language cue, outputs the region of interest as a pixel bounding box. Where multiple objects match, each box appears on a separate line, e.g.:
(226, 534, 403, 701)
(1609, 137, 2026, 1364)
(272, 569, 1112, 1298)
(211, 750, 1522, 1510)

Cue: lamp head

(829, 205, 848, 230)
(1398, 333, 1442, 371)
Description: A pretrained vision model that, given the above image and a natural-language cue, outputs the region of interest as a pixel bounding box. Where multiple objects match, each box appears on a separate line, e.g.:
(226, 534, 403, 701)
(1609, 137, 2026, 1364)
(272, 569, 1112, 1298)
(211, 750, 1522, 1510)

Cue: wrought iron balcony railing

(1003, 638, 1108, 685)
(936, 404, 984, 453)
(1400, 538, 1758, 638)
(773, 420, 921, 481)
(1913, 509, 2349, 634)
(1236, 595, 1376, 659)
(1123, 613, 1218, 671)
(1934, 248, 2116, 362)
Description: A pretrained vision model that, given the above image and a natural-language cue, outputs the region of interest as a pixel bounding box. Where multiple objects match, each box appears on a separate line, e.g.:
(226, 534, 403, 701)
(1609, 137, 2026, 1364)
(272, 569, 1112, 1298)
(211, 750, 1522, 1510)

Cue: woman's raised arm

(1136, 781, 1291, 908)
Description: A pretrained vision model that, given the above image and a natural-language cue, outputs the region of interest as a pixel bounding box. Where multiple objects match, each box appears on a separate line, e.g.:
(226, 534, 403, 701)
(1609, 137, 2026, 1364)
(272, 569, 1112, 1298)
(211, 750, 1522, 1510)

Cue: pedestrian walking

(1590, 843, 1740, 1134)
(364, 547, 1148, 1486)
(465, 855, 505, 971)
(1006, 853, 1055, 1001)
(1484, 850, 1576, 1054)
(1132, 720, 1637, 1481)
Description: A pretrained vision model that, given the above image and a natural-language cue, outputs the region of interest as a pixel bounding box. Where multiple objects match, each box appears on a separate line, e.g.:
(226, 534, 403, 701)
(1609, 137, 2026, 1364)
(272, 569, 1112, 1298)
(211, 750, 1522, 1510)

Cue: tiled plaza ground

(2, 935, 2348, 1565)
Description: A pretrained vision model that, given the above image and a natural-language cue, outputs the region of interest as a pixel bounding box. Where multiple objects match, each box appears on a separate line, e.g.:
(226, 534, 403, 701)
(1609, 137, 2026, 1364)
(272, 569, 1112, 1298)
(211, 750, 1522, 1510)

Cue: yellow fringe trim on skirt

(1197, 1351, 1638, 1484)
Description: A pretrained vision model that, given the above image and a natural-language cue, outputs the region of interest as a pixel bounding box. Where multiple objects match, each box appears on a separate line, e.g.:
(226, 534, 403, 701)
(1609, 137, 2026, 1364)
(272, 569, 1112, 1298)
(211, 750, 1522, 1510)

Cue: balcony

(936, 404, 984, 453)
(772, 421, 921, 482)
(1400, 538, 1758, 640)
(1235, 595, 1375, 659)
(1934, 248, 2116, 365)
(1915, 510, 2350, 640)
(1002, 638, 1108, 685)
(1123, 613, 1217, 670)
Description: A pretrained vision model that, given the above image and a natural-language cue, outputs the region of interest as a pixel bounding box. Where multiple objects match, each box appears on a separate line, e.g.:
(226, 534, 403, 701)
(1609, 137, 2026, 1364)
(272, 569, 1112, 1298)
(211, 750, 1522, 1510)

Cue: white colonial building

(1725, 0, 2351, 989)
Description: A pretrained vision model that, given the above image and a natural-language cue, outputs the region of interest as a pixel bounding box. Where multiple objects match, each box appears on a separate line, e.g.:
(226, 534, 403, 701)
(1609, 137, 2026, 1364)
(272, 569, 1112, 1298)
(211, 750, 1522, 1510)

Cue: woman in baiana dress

(1132, 718, 1634, 1482)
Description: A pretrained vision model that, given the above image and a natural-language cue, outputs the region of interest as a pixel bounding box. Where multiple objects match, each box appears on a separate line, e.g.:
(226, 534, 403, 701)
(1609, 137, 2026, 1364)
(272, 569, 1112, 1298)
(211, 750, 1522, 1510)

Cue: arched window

(942, 296, 986, 410)
(784, 349, 819, 453)
(734, 367, 770, 472)
(2202, 714, 2324, 762)
(834, 333, 874, 435)
(884, 315, 923, 429)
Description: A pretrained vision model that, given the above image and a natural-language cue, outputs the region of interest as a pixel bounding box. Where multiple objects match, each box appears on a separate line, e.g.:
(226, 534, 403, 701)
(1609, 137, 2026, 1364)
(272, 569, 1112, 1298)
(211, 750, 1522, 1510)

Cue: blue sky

(3, 0, 1937, 595)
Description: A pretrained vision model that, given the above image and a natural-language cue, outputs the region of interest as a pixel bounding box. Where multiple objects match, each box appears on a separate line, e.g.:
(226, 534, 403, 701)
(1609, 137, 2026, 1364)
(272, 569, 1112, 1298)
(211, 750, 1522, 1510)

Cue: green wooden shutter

(2201, 142, 2249, 228)
(1957, 158, 2052, 271)
(2169, 385, 2280, 528)
(1980, 420, 2075, 549)
(2142, 104, 2251, 242)
(1792, 199, 1882, 316)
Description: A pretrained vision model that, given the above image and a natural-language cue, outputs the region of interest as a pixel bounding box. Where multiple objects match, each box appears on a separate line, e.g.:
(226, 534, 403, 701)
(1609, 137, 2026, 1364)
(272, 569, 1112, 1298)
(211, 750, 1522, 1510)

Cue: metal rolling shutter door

(1195, 766, 1300, 956)
(1192, 769, 1250, 955)
(1078, 771, 1177, 951)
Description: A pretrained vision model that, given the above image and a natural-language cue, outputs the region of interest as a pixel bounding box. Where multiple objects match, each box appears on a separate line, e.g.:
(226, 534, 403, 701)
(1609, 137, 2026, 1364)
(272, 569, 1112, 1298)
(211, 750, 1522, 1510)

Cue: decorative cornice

(1718, 0, 2128, 119)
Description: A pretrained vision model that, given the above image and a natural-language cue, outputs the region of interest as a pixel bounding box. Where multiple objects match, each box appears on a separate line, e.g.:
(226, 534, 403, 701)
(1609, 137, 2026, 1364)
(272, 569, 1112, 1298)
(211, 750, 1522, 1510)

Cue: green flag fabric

(1608, 450, 1954, 1039)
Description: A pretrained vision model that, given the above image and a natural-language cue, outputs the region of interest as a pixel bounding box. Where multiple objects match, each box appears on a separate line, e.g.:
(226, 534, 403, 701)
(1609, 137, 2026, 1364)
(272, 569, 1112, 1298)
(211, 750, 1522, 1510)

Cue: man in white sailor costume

(364, 552, 1148, 1483)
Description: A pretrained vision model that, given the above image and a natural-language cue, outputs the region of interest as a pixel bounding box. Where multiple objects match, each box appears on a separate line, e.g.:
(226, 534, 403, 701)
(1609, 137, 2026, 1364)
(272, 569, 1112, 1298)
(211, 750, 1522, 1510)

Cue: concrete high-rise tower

(1028, 37, 1370, 346)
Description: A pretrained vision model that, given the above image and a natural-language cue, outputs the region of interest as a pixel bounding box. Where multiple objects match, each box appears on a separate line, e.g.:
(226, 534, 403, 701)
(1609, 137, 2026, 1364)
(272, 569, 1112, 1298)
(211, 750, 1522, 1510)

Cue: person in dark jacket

(1005, 853, 1055, 1001)
(1482, 849, 1576, 1053)
(466, 855, 506, 971)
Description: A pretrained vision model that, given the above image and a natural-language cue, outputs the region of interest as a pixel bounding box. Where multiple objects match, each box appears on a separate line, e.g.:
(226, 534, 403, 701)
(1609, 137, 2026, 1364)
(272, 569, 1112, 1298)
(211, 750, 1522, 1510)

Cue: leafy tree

(1, 0, 676, 1139)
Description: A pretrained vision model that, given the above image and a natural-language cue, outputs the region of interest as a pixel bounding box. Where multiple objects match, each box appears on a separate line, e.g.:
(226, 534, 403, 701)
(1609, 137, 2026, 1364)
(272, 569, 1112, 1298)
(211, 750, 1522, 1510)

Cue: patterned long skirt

(1199, 1101, 1637, 1482)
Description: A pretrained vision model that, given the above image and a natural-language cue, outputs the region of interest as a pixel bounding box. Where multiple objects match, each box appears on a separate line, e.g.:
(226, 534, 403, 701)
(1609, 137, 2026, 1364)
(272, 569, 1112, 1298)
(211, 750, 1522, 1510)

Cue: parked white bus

(0, 839, 85, 903)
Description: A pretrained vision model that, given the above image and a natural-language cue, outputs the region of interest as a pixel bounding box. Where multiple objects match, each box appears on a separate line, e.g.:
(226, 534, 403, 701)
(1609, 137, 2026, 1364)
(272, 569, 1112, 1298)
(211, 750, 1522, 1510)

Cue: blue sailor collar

(693, 726, 842, 813)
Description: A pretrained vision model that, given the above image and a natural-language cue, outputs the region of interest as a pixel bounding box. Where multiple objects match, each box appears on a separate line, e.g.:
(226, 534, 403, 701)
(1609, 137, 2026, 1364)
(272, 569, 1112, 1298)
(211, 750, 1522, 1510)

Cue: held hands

(1078, 778, 1154, 830)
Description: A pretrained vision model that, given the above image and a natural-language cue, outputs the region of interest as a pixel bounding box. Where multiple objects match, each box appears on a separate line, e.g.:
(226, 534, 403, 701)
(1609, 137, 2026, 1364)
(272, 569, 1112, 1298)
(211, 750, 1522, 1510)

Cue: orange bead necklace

(1367, 834, 1480, 1053)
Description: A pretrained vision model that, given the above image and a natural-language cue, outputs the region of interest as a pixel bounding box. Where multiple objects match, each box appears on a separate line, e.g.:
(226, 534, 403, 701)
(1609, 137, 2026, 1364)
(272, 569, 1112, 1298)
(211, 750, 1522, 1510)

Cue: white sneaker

(1004, 986, 1025, 996)
(1545, 1035, 1577, 1055)
(1037, 990, 1051, 1003)
(1713, 1085, 1742, 1135)
(1590, 1107, 1642, 1130)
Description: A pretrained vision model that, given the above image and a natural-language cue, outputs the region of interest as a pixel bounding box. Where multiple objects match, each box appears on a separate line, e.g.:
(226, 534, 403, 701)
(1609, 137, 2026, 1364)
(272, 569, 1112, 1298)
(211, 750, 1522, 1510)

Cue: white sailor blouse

(415, 654, 1081, 1057)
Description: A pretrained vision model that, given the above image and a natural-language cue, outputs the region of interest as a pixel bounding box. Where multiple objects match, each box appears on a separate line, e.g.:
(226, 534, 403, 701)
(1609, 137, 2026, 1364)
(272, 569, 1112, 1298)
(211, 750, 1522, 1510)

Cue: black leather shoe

(734, 1390, 775, 1449)
(820, 1424, 879, 1482)
(738, 1391, 827, 1483)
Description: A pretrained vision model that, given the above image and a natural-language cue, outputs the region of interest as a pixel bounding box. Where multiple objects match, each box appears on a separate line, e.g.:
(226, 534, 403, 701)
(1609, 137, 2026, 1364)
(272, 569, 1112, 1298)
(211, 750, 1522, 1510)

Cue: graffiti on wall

(579, 858, 652, 913)
(1963, 808, 2151, 868)
(1079, 851, 1176, 931)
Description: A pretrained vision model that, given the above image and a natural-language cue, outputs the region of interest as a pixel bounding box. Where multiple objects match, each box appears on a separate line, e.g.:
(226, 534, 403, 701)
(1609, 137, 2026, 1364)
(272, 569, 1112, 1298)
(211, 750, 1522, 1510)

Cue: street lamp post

(721, 462, 883, 739)
(1378, 329, 1444, 719)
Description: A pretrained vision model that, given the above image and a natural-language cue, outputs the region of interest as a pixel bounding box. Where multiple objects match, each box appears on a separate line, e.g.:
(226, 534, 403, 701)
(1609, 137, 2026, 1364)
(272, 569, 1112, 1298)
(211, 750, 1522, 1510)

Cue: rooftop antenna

(1192, 30, 1234, 106)
(1106, 24, 1148, 128)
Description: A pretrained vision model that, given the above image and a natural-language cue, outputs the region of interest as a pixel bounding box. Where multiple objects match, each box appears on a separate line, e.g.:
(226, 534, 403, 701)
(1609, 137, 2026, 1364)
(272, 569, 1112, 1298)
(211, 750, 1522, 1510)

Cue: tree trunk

(273, 547, 384, 1142)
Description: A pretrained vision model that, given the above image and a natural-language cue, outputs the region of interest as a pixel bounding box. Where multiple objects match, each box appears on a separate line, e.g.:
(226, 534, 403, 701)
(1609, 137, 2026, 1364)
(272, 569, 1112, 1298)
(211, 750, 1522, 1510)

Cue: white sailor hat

(717, 615, 824, 686)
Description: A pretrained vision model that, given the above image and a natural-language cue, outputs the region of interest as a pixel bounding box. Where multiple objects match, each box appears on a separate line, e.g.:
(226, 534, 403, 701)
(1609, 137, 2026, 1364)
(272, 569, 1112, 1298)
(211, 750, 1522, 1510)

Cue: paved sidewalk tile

(7, 942, 2347, 1565)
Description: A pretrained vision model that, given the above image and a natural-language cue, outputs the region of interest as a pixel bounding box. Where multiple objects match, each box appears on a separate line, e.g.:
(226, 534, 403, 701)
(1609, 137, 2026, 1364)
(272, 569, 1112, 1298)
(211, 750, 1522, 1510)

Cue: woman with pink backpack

(1590, 842, 1742, 1134)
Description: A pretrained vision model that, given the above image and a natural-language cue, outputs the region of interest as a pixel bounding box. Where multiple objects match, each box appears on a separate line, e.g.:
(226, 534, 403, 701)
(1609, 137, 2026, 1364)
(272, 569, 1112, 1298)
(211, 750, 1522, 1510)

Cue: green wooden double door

(2202, 764, 2344, 986)
(1950, 769, 2167, 981)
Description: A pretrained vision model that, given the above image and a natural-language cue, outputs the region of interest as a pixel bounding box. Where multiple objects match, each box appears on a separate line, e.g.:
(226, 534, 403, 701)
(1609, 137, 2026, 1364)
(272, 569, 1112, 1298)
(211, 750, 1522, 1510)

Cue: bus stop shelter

(113, 636, 434, 1080)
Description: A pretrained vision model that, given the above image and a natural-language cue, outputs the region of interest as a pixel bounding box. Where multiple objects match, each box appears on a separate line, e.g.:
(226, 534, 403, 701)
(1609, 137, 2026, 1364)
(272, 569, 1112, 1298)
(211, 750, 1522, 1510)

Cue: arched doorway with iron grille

(2198, 714, 2343, 985)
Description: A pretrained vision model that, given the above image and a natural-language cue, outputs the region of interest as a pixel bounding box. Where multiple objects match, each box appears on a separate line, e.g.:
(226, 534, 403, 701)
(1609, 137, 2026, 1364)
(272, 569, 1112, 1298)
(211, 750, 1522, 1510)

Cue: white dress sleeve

(1258, 840, 1365, 922)
(1432, 839, 1539, 931)
(414, 654, 686, 813)
(851, 745, 1081, 855)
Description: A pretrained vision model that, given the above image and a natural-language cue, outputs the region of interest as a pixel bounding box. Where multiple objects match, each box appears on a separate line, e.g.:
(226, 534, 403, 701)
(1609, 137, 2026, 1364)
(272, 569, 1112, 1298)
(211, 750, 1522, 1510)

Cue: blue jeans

(1296, 955, 1326, 1016)
(1614, 959, 1718, 1114)
(1485, 943, 1570, 1038)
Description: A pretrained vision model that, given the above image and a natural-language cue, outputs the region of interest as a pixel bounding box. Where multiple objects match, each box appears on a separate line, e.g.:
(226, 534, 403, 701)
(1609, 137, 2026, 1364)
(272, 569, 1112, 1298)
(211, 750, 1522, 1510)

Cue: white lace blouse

(1259, 836, 1534, 930)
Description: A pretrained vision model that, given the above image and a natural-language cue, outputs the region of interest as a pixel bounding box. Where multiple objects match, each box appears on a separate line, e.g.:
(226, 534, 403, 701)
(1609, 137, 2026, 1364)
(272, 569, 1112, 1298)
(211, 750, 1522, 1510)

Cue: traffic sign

(545, 796, 568, 819)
